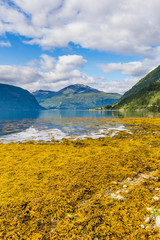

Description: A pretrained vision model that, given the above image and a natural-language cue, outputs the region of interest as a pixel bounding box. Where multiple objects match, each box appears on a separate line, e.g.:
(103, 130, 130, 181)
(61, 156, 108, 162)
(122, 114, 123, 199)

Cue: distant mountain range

(106, 65, 160, 111)
(0, 83, 43, 112)
(2, 65, 160, 113)
(33, 84, 121, 109)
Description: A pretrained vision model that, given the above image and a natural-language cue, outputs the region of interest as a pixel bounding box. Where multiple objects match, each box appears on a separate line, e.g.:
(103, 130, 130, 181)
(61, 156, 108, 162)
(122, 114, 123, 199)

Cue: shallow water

(0, 109, 159, 142)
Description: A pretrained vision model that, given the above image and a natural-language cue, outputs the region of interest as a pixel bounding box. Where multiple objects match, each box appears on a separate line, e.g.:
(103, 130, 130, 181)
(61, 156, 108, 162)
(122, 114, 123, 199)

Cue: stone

(152, 196, 159, 201)
(125, 190, 130, 194)
(145, 217, 151, 224)
(116, 190, 123, 194)
(140, 224, 145, 229)
(155, 216, 160, 228)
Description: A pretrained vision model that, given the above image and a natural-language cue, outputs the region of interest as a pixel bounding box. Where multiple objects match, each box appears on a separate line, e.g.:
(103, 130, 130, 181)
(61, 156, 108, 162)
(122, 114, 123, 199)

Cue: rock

(145, 217, 151, 224)
(146, 226, 151, 230)
(146, 207, 152, 211)
(116, 195, 125, 201)
(127, 177, 132, 181)
(141, 174, 150, 179)
(123, 184, 127, 188)
(125, 190, 130, 194)
(155, 216, 160, 228)
(152, 196, 159, 201)
(112, 181, 118, 185)
(150, 214, 156, 220)
(110, 193, 125, 200)
(140, 224, 145, 229)
(116, 190, 123, 194)
(110, 193, 116, 198)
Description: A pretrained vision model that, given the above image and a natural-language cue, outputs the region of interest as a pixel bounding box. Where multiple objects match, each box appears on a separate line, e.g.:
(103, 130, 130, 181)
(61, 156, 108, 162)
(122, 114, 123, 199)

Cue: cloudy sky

(0, 0, 160, 93)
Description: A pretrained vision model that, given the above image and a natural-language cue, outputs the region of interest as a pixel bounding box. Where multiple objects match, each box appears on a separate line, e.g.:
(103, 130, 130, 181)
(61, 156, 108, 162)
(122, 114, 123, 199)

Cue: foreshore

(0, 118, 160, 239)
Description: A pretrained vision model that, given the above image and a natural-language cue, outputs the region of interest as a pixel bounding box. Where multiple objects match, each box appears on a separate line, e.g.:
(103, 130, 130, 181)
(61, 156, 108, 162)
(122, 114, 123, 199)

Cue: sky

(0, 0, 160, 94)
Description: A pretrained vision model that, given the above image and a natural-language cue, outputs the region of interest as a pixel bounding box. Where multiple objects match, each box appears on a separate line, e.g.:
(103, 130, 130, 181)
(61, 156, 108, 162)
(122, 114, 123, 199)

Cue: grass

(0, 118, 160, 239)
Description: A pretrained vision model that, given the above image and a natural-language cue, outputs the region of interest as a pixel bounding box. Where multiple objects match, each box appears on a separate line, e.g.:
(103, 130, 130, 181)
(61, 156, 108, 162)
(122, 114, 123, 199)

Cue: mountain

(106, 65, 160, 111)
(0, 83, 43, 111)
(33, 84, 121, 109)
(32, 90, 55, 104)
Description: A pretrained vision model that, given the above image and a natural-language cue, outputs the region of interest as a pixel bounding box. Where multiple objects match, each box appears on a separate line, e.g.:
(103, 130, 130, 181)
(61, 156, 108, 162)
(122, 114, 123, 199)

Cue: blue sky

(0, 0, 160, 93)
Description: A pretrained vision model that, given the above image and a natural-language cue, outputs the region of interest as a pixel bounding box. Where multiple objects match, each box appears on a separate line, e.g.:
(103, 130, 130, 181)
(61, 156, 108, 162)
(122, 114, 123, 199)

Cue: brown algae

(0, 118, 160, 239)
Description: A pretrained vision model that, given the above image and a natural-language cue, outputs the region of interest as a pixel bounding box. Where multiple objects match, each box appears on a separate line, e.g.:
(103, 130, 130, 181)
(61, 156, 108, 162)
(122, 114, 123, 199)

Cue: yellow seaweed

(0, 118, 160, 239)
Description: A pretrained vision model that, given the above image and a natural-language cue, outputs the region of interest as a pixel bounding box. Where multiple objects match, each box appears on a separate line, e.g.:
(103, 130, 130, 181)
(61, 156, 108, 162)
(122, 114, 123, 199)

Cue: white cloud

(40, 54, 56, 71)
(94, 77, 140, 94)
(0, 54, 94, 92)
(99, 47, 160, 78)
(0, 0, 160, 55)
(0, 40, 11, 47)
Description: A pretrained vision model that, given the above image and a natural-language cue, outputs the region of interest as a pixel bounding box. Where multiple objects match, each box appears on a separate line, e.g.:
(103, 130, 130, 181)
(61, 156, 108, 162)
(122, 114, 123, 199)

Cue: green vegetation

(106, 65, 160, 111)
(33, 84, 121, 109)
(0, 118, 160, 239)
(41, 92, 121, 109)
(0, 83, 43, 111)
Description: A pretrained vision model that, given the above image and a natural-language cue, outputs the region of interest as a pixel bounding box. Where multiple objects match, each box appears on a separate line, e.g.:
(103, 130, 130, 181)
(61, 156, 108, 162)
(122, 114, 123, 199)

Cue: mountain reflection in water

(0, 109, 160, 142)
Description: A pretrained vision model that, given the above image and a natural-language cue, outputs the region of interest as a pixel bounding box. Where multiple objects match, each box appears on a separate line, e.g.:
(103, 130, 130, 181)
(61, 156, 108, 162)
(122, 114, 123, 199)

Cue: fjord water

(0, 109, 160, 142)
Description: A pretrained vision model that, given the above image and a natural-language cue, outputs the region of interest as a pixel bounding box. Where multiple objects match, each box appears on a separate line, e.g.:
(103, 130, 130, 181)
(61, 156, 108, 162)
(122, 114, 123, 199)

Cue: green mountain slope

(106, 65, 160, 111)
(0, 83, 43, 111)
(34, 84, 121, 109)
(32, 90, 55, 104)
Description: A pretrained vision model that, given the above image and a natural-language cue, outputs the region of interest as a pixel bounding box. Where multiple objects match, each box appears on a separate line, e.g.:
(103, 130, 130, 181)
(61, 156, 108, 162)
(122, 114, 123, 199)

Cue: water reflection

(0, 109, 160, 142)
(0, 111, 39, 136)
(38, 109, 160, 119)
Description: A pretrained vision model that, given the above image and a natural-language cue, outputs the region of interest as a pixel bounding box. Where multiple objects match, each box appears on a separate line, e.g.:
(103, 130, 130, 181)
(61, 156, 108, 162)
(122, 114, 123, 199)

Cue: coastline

(0, 118, 160, 239)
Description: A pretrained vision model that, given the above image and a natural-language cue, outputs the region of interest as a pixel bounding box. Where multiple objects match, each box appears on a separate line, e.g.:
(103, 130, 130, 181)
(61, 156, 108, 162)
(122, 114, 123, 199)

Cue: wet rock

(152, 196, 159, 201)
(141, 174, 150, 179)
(150, 214, 156, 220)
(155, 216, 160, 228)
(146, 207, 152, 211)
(125, 190, 130, 194)
(116, 195, 125, 201)
(145, 217, 151, 224)
(112, 181, 118, 185)
(140, 224, 145, 229)
(116, 190, 123, 194)
(127, 177, 132, 181)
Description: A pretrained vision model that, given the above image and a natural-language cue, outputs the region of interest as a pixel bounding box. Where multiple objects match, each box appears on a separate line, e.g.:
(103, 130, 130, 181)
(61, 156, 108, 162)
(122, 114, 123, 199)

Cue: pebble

(146, 226, 151, 230)
(141, 174, 150, 179)
(67, 214, 74, 218)
(155, 216, 160, 228)
(116, 190, 123, 194)
(145, 217, 151, 224)
(146, 207, 152, 211)
(152, 196, 159, 201)
(112, 181, 118, 185)
(140, 224, 145, 229)
(155, 188, 160, 191)
(123, 184, 127, 188)
(150, 214, 156, 220)
(125, 190, 130, 194)
(116, 195, 125, 201)
(110, 193, 125, 201)
(127, 177, 132, 181)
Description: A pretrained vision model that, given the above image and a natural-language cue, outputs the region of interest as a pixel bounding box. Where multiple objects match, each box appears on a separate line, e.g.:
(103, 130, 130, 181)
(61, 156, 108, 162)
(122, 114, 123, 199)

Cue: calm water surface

(0, 109, 160, 142)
